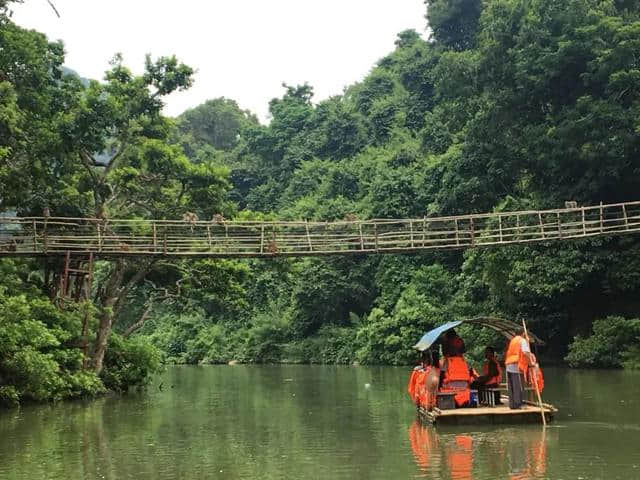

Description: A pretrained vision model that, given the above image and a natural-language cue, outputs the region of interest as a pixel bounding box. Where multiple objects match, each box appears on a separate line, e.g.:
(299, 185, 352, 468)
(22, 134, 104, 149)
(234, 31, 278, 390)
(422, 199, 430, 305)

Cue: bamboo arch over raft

(1, 200, 640, 258)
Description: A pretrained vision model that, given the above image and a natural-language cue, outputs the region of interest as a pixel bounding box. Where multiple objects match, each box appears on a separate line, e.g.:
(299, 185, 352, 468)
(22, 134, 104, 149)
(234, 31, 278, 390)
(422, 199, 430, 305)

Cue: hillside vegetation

(1, 0, 640, 405)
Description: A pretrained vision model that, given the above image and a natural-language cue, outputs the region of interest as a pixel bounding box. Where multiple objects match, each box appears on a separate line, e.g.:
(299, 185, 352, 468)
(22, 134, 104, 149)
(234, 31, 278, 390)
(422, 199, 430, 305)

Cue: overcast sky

(13, 0, 427, 122)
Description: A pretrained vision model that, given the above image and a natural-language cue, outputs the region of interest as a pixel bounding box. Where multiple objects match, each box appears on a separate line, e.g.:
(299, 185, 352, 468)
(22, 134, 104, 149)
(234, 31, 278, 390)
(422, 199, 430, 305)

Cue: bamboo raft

(0, 200, 639, 258)
(419, 400, 557, 426)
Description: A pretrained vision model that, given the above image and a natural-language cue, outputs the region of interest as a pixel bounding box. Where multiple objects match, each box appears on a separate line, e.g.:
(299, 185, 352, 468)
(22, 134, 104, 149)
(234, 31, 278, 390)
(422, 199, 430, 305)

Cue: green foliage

(101, 334, 162, 392)
(0, 273, 105, 404)
(566, 316, 640, 368)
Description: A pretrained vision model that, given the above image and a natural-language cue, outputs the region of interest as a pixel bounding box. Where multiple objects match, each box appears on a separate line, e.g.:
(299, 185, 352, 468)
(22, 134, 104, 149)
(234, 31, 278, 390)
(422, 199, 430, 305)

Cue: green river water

(1, 366, 639, 479)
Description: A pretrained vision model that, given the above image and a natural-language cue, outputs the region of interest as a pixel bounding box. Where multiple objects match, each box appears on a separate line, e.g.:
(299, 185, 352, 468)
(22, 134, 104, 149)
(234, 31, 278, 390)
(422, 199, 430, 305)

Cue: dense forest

(1, 0, 640, 406)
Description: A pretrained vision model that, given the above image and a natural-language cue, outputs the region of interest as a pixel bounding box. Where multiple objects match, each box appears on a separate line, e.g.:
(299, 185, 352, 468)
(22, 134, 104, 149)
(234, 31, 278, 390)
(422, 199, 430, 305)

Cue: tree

(425, 0, 483, 50)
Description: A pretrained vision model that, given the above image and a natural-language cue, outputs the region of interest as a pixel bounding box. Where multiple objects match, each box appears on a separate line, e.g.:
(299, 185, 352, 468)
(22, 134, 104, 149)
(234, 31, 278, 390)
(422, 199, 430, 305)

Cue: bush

(101, 334, 162, 392)
(566, 316, 640, 368)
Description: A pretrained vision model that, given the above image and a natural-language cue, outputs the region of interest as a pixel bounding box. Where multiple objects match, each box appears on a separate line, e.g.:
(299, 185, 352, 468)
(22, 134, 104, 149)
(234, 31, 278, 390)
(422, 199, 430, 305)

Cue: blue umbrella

(413, 321, 462, 351)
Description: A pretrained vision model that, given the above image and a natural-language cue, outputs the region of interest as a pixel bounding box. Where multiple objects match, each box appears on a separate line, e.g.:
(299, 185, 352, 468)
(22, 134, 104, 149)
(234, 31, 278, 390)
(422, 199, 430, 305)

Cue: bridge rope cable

(1, 200, 639, 258)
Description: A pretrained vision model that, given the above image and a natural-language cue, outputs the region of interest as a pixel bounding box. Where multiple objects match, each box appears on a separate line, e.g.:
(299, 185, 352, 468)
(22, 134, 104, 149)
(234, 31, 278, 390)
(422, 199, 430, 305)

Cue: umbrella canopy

(413, 321, 462, 351)
(413, 317, 545, 352)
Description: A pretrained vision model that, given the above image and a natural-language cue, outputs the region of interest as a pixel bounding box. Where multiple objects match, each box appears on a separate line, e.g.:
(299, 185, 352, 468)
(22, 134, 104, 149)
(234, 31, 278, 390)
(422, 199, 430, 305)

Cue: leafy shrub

(101, 334, 162, 392)
(566, 316, 640, 368)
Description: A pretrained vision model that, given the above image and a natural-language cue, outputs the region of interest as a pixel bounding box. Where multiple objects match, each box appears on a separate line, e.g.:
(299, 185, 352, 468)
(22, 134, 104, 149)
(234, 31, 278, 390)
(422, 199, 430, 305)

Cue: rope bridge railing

(1, 201, 639, 258)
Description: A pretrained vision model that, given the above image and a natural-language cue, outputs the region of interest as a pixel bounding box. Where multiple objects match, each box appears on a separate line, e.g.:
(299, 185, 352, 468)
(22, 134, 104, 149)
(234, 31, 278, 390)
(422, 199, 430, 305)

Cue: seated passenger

(442, 329, 466, 357)
(408, 351, 440, 410)
(440, 350, 472, 408)
(471, 346, 502, 404)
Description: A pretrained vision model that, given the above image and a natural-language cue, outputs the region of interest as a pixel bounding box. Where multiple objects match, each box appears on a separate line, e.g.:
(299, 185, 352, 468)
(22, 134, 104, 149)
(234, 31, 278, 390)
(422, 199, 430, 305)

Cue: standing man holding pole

(504, 326, 532, 410)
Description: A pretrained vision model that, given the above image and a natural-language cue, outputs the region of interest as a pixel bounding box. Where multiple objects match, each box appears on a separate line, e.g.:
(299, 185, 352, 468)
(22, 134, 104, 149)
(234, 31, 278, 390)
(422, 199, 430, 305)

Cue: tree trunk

(91, 260, 125, 374)
(91, 258, 155, 374)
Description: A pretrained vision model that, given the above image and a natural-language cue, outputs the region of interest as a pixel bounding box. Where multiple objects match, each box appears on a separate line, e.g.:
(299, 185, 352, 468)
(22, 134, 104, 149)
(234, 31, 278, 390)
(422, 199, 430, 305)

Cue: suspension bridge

(1, 200, 639, 259)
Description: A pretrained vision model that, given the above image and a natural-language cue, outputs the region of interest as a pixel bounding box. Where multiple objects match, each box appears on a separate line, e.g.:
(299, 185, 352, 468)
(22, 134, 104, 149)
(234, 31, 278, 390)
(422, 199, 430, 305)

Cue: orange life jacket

(528, 365, 544, 393)
(482, 357, 502, 385)
(443, 356, 471, 383)
(442, 356, 471, 407)
(408, 368, 420, 400)
(505, 335, 529, 373)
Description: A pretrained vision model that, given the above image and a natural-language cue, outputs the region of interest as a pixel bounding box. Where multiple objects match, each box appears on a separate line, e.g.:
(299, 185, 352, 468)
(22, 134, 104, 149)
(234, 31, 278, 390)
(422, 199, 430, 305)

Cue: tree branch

(103, 141, 128, 178)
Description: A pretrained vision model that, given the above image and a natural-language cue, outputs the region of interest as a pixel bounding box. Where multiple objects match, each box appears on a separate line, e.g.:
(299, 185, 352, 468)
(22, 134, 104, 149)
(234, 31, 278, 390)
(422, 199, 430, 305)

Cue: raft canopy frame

(413, 316, 545, 352)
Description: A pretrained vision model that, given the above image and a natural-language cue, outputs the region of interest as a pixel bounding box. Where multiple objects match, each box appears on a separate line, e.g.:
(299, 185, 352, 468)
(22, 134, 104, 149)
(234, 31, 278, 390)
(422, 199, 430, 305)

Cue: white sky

(13, 0, 427, 122)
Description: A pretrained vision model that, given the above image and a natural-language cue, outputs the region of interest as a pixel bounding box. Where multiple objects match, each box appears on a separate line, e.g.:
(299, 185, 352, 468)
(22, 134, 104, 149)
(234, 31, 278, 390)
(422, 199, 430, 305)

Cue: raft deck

(419, 401, 557, 426)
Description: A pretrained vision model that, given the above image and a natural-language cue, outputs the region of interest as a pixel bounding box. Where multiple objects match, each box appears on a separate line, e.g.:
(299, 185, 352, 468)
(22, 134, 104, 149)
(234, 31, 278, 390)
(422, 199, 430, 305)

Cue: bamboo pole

(499, 216, 503, 242)
(538, 213, 544, 239)
(358, 223, 364, 251)
(557, 212, 562, 238)
(422, 216, 426, 247)
(152, 223, 158, 252)
(409, 220, 415, 248)
(470, 217, 475, 245)
(374, 223, 379, 252)
(305, 220, 313, 252)
(582, 207, 586, 235)
(622, 204, 629, 230)
(455, 219, 460, 246)
(522, 319, 546, 427)
(260, 225, 265, 254)
(600, 202, 604, 232)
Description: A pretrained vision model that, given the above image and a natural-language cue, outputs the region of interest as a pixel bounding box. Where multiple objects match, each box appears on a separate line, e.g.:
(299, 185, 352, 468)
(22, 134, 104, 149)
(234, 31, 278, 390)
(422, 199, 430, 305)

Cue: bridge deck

(1, 201, 639, 258)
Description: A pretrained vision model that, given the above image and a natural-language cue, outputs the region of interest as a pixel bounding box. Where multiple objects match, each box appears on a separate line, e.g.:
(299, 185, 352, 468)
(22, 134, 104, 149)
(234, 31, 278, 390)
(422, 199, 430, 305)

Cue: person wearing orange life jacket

(471, 346, 503, 404)
(505, 326, 533, 409)
(527, 353, 544, 393)
(408, 351, 429, 406)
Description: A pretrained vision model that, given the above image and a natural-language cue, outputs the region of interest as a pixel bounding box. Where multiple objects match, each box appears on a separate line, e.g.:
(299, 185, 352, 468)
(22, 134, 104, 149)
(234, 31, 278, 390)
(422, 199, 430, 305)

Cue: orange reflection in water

(409, 421, 548, 480)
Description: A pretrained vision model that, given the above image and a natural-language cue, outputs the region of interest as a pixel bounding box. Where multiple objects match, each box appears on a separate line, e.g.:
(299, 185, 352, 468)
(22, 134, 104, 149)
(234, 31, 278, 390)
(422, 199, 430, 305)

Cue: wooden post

(305, 220, 313, 252)
(469, 217, 475, 246)
(43, 217, 49, 254)
(81, 253, 94, 370)
(32, 220, 37, 250)
(600, 201, 604, 233)
(206, 224, 212, 250)
(260, 225, 265, 254)
(622, 204, 629, 230)
(557, 212, 562, 238)
(581, 207, 586, 236)
(374, 223, 379, 252)
(409, 220, 415, 248)
(522, 319, 546, 427)
(538, 213, 545, 239)
(498, 215, 503, 243)
(454, 219, 460, 246)
(422, 216, 426, 247)
(358, 223, 364, 251)
(97, 222, 103, 253)
(516, 215, 520, 240)
(152, 223, 158, 253)
(163, 232, 168, 255)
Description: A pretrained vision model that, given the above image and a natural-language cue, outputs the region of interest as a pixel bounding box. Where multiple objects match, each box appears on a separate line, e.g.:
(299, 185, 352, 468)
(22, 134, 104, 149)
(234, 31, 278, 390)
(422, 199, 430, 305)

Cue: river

(1, 366, 639, 479)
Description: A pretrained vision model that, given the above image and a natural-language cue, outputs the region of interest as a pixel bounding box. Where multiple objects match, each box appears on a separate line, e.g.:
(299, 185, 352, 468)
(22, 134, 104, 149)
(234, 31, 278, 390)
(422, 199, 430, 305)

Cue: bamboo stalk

(409, 220, 415, 248)
(374, 223, 379, 251)
(538, 213, 544, 239)
(522, 319, 546, 427)
(557, 212, 562, 238)
(305, 220, 313, 251)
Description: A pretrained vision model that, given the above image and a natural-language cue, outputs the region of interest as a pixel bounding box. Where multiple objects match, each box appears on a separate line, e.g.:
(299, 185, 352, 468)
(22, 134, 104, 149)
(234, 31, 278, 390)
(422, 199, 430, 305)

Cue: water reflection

(409, 421, 548, 479)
